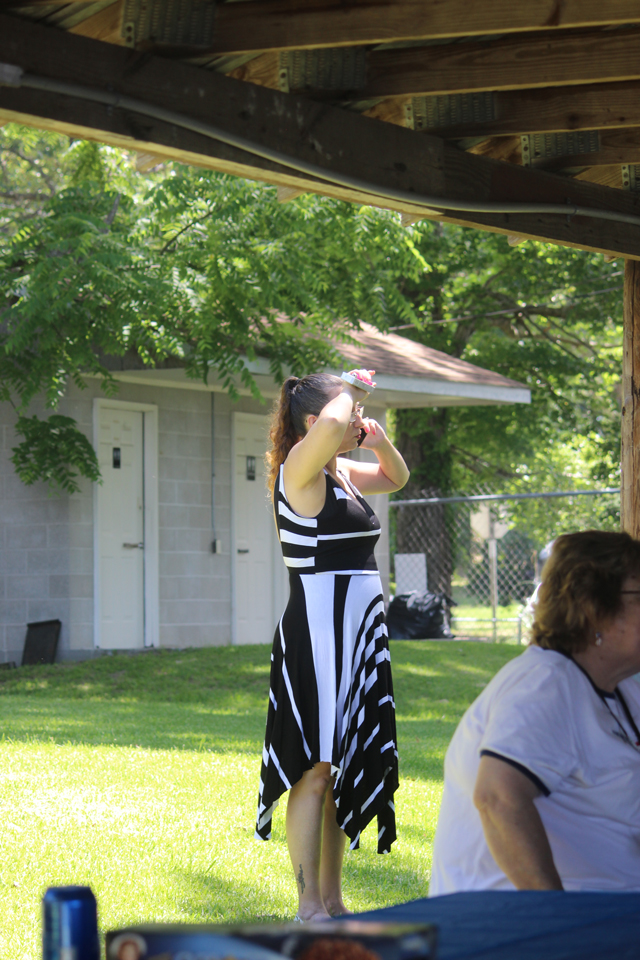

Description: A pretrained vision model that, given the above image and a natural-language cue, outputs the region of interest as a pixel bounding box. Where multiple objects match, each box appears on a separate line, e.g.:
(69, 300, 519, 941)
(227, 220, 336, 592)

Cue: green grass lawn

(0, 641, 522, 958)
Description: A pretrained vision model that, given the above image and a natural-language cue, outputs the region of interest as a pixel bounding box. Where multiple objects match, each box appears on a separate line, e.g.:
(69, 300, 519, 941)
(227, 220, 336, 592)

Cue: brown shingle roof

(340, 323, 526, 389)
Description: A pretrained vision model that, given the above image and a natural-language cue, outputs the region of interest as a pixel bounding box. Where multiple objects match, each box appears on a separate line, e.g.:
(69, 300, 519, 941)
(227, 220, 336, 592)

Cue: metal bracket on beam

(403, 100, 415, 130)
(278, 54, 290, 93)
(521, 131, 600, 167)
(411, 93, 496, 133)
(278, 48, 366, 95)
(121, 0, 216, 49)
(622, 164, 640, 192)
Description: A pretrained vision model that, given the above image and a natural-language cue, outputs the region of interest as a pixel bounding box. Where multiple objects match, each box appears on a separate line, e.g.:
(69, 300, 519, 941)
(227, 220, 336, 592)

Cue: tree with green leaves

(1, 128, 348, 490)
(0, 124, 623, 507)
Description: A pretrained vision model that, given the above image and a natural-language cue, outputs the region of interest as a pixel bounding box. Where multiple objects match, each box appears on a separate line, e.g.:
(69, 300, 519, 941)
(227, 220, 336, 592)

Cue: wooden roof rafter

(365, 80, 640, 140)
(4, 13, 640, 261)
(2, 0, 640, 251)
(6, 0, 640, 54)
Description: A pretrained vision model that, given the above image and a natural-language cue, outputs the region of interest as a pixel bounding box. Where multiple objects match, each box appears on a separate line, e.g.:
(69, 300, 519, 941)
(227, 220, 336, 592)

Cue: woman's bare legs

(320, 791, 351, 917)
(286, 763, 333, 921)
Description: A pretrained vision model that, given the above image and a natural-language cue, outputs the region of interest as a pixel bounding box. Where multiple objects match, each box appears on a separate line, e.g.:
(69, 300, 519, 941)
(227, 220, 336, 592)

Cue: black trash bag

(387, 590, 455, 640)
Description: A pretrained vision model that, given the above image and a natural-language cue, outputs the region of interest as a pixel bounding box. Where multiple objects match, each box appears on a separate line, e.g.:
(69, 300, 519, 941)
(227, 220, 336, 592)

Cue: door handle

(123, 542, 144, 549)
(237, 548, 250, 554)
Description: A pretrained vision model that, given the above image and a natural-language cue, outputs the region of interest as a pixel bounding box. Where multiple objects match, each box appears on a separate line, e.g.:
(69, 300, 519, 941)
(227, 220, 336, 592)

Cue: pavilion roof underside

(5, 1, 640, 258)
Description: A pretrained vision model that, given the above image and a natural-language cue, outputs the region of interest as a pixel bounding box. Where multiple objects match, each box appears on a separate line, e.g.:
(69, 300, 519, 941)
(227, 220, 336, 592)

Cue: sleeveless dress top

(255, 463, 399, 854)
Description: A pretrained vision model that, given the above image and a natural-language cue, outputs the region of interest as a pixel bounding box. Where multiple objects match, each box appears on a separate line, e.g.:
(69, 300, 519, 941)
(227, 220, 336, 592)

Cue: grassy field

(0, 641, 522, 958)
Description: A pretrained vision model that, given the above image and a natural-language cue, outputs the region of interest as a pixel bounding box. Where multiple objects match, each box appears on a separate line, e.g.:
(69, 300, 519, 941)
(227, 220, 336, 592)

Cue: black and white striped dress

(255, 463, 399, 854)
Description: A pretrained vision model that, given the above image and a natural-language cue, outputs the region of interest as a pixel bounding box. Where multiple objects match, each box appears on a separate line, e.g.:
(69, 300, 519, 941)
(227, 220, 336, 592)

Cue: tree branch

(159, 207, 217, 255)
(102, 192, 121, 230)
(448, 445, 516, 479)
(0, 190, 52, 202)
(522, 314, 584, 362)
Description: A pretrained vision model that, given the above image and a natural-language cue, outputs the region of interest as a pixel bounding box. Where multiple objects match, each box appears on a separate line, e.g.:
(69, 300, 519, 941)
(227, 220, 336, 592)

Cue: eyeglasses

(349, 404, 364, 423)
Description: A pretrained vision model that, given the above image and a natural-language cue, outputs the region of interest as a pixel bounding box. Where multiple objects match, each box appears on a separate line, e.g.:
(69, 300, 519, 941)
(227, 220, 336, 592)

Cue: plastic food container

(341, 371, 376, 394)
(105, 919, 437, 960)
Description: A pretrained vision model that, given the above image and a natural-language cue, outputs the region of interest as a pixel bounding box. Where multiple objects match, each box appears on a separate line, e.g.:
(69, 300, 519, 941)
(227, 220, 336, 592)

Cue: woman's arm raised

(473, 755, 563, 890)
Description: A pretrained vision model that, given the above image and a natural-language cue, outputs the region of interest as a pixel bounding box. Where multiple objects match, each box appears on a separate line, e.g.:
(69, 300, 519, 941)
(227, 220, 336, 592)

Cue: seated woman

(429, 529, 640, 894)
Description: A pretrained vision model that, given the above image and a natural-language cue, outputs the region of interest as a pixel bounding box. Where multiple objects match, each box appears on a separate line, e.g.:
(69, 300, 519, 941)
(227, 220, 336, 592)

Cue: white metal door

(98, 408, 145, 649)
(233, 414, 279, 645)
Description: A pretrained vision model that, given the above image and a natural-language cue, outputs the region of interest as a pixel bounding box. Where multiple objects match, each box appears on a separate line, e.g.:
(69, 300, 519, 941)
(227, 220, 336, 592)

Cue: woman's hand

(340, 416, 410, 495)
(359, 417, 387, 450)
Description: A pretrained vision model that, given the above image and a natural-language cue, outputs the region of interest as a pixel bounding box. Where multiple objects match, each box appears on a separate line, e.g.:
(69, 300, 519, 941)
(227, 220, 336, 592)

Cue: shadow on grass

(169, 869, 292, 925)
(0, 699, 266, 753)
(0, 642, 521, 767)
(391, 641, 522, 718)
(343, 849, 430, 911)
(0, 700, 455, 782)
(397, 822, 438, 847)
(0, 645, 272, 707)
(397, 719, 458, 780)
(173, 853, 429, 925)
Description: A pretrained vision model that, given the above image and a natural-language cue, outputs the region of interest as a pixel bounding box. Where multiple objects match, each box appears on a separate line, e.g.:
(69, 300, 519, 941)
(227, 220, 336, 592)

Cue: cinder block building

(0, 324, 528, 663)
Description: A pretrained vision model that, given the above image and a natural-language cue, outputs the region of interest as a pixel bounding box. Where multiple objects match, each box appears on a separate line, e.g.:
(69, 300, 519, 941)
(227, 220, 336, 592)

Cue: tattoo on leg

(297, 864, 305, 894)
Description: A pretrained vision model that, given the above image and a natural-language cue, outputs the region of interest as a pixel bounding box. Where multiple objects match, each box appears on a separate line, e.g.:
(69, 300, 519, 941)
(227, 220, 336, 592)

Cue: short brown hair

(531, 530, 640, 654)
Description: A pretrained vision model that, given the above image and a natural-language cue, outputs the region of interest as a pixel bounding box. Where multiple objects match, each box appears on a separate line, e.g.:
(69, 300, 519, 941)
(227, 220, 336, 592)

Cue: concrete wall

(157, 387, 268, 649)
(0, 382, 269, 663)
(0, 397, 73, 665)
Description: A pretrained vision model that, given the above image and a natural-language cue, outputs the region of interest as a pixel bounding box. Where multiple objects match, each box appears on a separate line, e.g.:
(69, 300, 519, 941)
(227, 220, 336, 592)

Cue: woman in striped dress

(255, 370, 410, 921)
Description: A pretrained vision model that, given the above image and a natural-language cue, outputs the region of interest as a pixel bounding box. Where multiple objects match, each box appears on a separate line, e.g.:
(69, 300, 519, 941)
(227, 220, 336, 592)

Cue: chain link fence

(389, 487, 621, 642)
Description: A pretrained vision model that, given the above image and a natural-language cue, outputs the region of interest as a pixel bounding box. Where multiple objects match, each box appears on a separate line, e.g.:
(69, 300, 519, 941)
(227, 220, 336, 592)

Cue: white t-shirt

(429, 644, 640, 894)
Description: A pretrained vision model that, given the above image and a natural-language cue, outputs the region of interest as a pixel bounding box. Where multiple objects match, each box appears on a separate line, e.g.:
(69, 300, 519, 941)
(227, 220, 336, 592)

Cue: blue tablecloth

(358, 891, 640, 960)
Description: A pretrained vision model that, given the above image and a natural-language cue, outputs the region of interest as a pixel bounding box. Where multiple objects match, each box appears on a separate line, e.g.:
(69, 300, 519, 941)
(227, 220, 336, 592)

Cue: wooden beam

(468, 137, 521, 164)
(357, 27, 640, 100)
(575, 166, 624, 189)
(203, 1, 640, 56)
(622, 259, 640, 537)
(6, 0, 640, 52)
(468, 128, 640, 170)
(226, 53, 279, 90)
(277, 185, 304, 202)
(365, 80, 640, 139)
(134, 151, 164, 171)
(4, 15, 640, 262)
(222, 34, 640, 116)
(539, 128, 640, 170)
(68, 0, 123, 45)
(0, 1, 99, 6)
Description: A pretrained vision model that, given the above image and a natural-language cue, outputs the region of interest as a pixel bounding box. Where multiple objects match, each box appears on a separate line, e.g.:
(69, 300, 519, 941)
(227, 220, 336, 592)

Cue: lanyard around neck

(566, 654, 640, 749)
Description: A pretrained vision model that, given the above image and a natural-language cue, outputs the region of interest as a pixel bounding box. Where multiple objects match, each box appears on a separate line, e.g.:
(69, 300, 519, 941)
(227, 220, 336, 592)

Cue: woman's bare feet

(324, 899, 352, 917)
(296, 907, 332, 922)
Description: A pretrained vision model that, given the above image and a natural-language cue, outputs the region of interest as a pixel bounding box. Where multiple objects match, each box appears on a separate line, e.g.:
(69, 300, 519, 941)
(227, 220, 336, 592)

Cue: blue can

(43, 886, 99, 960)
